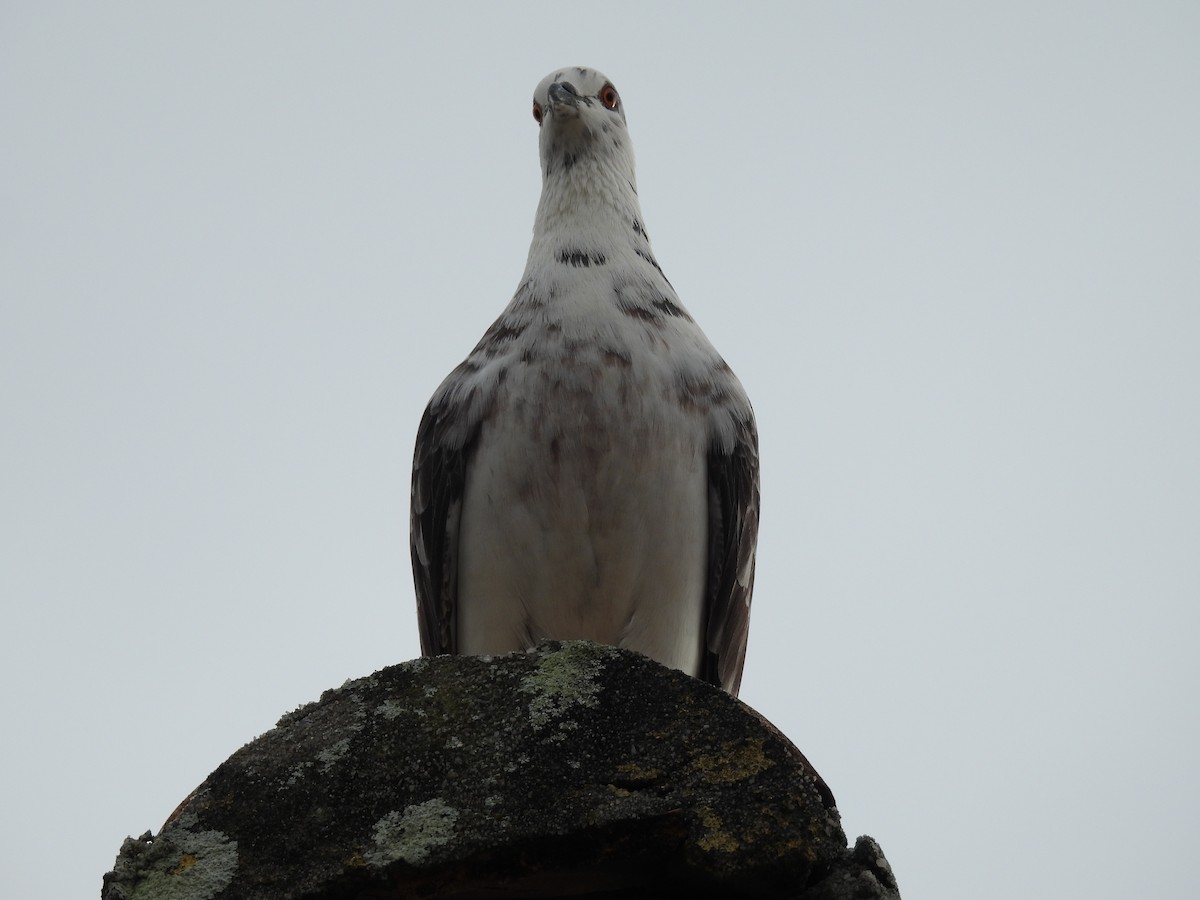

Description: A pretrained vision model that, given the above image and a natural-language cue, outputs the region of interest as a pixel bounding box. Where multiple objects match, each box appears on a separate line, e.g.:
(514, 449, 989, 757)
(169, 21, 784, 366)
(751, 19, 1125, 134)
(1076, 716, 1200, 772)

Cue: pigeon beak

(546, 81, 581, 117)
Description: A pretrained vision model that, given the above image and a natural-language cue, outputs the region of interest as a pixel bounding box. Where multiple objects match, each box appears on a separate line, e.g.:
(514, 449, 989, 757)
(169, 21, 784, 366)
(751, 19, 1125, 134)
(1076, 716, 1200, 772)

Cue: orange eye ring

(599, 84, 619, 110)
(532, 102, 543, 124)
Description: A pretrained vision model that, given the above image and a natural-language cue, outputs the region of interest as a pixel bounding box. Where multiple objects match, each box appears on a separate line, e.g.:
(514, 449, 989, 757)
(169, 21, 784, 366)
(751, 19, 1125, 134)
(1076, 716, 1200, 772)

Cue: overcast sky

(3, 3, 1198, 898)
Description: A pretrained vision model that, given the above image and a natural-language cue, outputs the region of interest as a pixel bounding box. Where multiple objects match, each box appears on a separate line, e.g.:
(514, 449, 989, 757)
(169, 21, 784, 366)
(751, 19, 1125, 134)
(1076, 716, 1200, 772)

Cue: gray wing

(702, 413, 760, 696)
(410, 384, 480, 657)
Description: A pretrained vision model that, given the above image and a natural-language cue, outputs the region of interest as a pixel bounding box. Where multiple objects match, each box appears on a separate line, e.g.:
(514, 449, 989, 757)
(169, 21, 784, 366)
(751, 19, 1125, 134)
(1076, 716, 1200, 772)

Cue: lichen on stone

(104, 646, 893, 898)
(375, 699, 425, 719)
(105, 809, 239, 900)
(365, 798, 460, 867)
(317, 737, 351, 772)
(695, 805, 740, 854)
(614, 762, 663, 785)
(519, 641, 619, 730)
(692, 737, 775, 784)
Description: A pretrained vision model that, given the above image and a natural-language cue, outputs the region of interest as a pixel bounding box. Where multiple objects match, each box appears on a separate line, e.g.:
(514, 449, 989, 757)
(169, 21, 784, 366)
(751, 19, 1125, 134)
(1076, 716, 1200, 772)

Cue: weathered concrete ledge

(103, 641, 900, 898)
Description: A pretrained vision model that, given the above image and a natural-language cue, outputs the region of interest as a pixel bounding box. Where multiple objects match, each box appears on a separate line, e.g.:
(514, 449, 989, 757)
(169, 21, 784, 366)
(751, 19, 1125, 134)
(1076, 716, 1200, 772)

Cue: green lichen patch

(519, 641, 619, 730)
(316, 737, 351, 773)
(104, 812, 238, 900)
(374, 699, 425, 720)
(365, 798, 460, 867)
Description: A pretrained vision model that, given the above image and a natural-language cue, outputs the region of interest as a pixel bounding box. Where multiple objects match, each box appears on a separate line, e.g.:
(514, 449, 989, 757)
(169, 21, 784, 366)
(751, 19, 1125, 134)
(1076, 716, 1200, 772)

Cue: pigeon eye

(599, 84, 619, 110)
(532, 102, 543, 124)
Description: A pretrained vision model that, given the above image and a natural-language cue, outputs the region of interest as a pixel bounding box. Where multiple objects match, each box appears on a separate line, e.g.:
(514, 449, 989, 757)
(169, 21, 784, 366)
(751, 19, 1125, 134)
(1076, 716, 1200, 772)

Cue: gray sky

(3, 3, 1198, 898)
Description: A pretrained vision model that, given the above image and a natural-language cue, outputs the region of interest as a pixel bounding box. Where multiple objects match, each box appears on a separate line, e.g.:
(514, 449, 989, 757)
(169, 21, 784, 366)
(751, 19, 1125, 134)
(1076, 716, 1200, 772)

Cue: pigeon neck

(532, 157, 643, 243)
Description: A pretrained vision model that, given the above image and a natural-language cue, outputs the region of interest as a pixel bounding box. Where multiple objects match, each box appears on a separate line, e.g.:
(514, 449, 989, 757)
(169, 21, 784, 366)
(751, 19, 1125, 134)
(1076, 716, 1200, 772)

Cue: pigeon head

(532, 67, 635, 185)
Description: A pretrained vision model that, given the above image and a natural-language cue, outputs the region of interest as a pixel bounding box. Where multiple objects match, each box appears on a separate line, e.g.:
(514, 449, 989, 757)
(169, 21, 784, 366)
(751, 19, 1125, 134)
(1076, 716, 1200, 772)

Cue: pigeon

(410, 67, 759, 695)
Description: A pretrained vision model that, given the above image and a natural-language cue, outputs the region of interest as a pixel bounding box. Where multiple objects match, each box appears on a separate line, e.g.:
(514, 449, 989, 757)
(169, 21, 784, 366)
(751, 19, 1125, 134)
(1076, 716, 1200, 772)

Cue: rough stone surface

(102, 642, 900, 899)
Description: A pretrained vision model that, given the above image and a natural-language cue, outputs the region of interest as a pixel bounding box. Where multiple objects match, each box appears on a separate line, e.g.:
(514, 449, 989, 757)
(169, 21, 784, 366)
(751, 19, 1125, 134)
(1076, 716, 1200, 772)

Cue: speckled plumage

(411, 67, 758, 695)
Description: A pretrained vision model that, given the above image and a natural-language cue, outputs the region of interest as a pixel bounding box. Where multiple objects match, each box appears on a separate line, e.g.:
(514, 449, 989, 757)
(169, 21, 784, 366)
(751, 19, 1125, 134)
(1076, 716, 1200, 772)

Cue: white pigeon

(410, 67, 759, 695)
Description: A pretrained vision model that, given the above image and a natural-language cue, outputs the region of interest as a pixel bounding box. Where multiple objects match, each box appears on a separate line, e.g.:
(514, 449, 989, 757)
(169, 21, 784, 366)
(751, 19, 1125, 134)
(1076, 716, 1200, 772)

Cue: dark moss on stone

(103, 642, 900, 899)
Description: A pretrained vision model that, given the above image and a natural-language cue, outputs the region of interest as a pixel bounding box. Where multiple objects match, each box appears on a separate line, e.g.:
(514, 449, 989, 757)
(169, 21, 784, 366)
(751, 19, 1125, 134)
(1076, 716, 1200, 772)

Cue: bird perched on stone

(410, 67, 759, 695)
